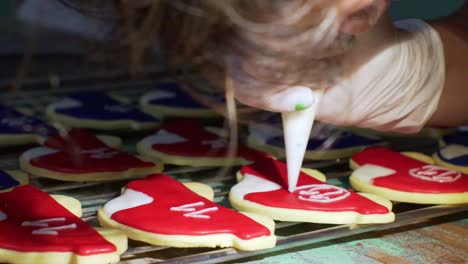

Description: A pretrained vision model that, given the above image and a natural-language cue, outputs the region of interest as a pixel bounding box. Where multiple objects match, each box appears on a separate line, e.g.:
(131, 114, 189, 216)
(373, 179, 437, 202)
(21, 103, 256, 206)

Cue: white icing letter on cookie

(104, 189, 154, 217)
(296, 184, 350, 203)
(0, 210, 7, 221)
(170, 201, 205, 212)
(142, 90, 175, 102)
(171, 202, 218, 219)
(22, 217, 67, 227)
(202, 139, 227, 149)
(141, 130, 188, 145)
(104, 105, 131, 113)
(22, 218, 77, 235)
(1, 117, 33, 132)
(81, 147, 118, 159)
(409, 165, 461, 183)
(184, 207, 218, 219)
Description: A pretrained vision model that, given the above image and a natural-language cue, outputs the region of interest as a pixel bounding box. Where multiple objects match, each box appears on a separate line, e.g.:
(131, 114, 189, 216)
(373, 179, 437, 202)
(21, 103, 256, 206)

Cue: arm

(427, 2, 468, 127)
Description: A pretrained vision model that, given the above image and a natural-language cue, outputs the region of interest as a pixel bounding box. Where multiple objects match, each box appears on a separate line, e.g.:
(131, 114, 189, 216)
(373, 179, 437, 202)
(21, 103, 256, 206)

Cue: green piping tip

(295, 104, 309, 111)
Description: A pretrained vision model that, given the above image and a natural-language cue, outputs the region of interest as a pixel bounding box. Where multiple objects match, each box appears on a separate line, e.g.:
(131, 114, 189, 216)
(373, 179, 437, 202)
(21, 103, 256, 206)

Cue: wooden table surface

(240, 212, 468, 264)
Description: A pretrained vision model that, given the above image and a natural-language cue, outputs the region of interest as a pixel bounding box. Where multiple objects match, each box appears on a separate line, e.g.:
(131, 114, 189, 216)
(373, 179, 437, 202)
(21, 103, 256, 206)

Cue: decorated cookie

(46, 92, 160, 130)
(0, 184, 127, 264)
(137, 120, 260, 167)
(140, 82, 222, 118)
(98, 174, 276, 250)
(0, 170, 28, 192)
(0, 105, 58, 147)
(230, 157, 394, 224)
(248, 114, 382, 160)
(20, 129, 163, 182)
(350, 147, 468, 204)
(433, 131, 468, 173)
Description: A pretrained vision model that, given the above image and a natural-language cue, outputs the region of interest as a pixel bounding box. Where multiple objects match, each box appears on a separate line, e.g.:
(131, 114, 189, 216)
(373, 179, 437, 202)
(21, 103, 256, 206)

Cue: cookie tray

(1, 77, 466, 264)
(29, 166, 467, 264)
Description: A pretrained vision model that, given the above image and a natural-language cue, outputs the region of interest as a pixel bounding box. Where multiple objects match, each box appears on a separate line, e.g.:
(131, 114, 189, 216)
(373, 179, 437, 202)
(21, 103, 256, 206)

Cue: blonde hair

(59, 0, 353, 172)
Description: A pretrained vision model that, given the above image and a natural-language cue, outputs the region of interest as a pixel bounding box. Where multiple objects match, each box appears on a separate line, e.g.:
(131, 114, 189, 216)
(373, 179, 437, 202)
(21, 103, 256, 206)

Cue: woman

(63, 0, 468, 133)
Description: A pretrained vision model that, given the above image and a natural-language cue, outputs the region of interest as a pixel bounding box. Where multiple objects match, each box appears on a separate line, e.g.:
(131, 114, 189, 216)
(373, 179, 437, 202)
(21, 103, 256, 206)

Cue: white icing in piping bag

(282, 88, 323, 192)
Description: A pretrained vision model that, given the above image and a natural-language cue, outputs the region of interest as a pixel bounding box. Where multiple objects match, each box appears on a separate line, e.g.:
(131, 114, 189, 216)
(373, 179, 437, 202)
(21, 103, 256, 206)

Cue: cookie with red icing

(137, 120, 260, 167)
(20, 129, 163, 182)
(0, 184, 127, 264)
(350, 147, 468, 204)
(46, 92, 160, 130)
(0, 170, 28, 192)
(0, 104, 58, 147)
(98, 174, 276, 250)
(230, 157, 394, 224)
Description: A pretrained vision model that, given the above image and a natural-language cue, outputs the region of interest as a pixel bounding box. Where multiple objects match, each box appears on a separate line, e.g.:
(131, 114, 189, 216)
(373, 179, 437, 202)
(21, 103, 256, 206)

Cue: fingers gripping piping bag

(282, 87, 323, 192)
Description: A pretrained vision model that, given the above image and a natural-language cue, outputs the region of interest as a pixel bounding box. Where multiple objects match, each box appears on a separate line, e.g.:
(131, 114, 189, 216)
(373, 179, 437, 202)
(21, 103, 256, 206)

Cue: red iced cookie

(98, 174, 276, 250)
(137, 120, 262, 166)
(230, 157, 395, 224)
(20, 129, 163, 181)
(350, 147, 468, 204)
(0, 185, 126, 264)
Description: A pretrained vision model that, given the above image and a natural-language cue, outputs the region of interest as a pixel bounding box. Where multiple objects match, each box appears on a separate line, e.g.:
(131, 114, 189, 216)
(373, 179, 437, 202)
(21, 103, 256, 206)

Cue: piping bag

(281, 88, 323, 192)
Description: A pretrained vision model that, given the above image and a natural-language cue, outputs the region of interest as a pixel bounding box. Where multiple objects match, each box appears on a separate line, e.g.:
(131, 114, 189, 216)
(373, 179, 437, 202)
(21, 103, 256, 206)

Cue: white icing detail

(170, 201, 205, 212)
(409, 165, 461, 183)
(22, 217, 66, 227)
(104, 104, 132, 113)
(202, 139, 227, 149)
(282, 89, 322, 192)
(104, 189, 154, 217)
(140, 130, 188, 146)
(22, 218, 77, 236)
(0, 210, 7, 221)
(46, 98, 82, 112)
(440, 144, 468, 160)
(21, 147, 59, 161)
(142, 90, 176, 104)
(81, 147, 119, 159)
(230, 173, 282, 199)
(296, 184, 350, 203)
(183, 207, 218, 219)
(171, 201, 218, 219)
(1, 117, 33, 131)
(352, 164, 397, 184)
(32, 224, 77, 235)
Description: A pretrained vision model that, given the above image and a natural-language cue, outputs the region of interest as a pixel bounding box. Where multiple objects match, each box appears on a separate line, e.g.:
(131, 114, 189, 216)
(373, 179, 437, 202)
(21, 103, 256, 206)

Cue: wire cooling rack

(1, 76, 466, 264)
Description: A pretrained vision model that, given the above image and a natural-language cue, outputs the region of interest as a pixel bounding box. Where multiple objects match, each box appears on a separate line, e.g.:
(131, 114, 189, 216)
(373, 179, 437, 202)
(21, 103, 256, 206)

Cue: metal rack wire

(1, 77, 467, 264)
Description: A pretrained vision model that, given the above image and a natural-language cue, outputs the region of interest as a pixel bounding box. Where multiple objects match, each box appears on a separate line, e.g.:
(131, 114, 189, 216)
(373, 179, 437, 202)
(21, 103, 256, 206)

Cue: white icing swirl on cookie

(103, 189, 153, 217)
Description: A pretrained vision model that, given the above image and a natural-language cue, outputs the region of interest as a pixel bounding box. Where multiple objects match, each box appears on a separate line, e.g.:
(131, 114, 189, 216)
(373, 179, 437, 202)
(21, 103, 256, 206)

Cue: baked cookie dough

(98, 174, 276, 251)
(230, 157, 395, 224)
(140, 82, 222, 118)
(433, 130, 468, 173)
(137, 120, 260, 167)
(20, 129, 163, 182)
(0, 184, 127, 264)
(350, 147, 468, 204)
(46, 92, 160, 130)
(0, 104, 57, 147)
